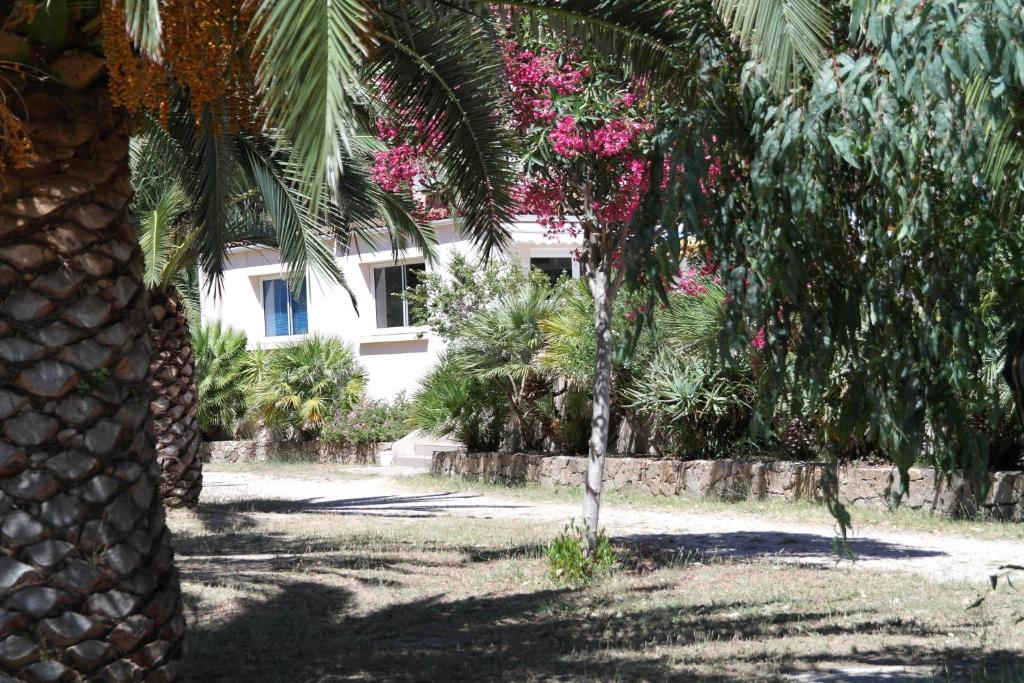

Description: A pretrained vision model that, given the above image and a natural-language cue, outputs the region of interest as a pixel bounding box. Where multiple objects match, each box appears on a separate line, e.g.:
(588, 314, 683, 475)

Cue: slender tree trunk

(149, 289, 202, 508)
(1005, 323, 1024, 430)
(0, 80, 183, 679)
(583, 268, 615, 555)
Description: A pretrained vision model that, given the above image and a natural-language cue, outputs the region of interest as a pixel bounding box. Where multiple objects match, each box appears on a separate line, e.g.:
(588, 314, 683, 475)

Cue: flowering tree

(367, 21, 733, 555)
(502, 36, 674, 553)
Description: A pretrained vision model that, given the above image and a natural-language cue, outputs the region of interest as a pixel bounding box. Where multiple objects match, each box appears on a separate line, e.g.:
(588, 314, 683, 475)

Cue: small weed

(547, 521, 615, 585)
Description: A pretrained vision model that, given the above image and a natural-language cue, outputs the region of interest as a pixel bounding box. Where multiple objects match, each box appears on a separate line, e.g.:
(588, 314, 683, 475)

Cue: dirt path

(201, 467, 1024, 584)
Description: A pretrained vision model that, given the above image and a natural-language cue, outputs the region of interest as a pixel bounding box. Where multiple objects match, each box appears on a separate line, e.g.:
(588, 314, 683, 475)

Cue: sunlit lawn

(170, 487, 1024, 682)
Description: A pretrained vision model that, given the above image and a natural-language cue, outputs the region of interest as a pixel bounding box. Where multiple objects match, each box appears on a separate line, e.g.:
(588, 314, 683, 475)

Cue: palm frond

(122, 0, 162, 58)
(251, 0, 369, 213)
(235, 133, 347, 295)
(711, 0, 830, 92)
(332, 143, 439, 263)
(173, 266, 203, 325)
(136, 182, 187, 288)
(659, 284, 728, 356)
(475, 0, 704, 84)
(371, 5, 517, 254)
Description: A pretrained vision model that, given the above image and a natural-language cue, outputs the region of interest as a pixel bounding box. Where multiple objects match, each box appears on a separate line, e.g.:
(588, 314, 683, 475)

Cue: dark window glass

(374, 263, 424, 328)
(405, 264, 424, 326)
(530, 257, 573, 285)
(290, 284, 308, 334)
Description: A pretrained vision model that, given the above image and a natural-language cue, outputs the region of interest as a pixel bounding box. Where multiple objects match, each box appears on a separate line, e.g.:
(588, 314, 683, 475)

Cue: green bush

(547, 521, 615, 585)
(403, 253, 547, 341)
(249, 335, 367, 439)
(409, 353, 507, 452)
(626, 351, 756, 457)
(192, 321, 250, 439)
(323, 395, 411, 447)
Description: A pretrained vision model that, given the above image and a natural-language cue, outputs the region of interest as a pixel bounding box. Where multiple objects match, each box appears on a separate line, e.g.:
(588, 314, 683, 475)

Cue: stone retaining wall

(431, 451, 1024, 520)
(201, 440, 387, 465)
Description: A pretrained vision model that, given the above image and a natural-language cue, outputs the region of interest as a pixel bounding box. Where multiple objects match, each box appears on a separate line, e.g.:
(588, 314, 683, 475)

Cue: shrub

(547, 521, 615, 585)
(192, 321, 249, 439)
(452, 280, 561, 451)
(626, 351, 756, 457)
(323, 395, 411, 448)
(410, 353, 507, 452)
(249, 335, 367, 439)
(403, 252, 547, 341)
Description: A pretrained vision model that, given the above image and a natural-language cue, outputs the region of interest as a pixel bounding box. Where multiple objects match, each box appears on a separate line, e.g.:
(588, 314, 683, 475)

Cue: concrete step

(389, 430, 464, 470)
(392, 453, 434, 468)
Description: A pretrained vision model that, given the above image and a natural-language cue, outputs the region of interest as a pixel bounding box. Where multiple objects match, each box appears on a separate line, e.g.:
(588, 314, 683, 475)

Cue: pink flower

(589, 120, 633, 158)
(515, 177, 573, 236)
(370, 144, 421, 192)
(752, 327, 766, 351)
(594, 157, 649, 224)
(549, 116, 587, 158)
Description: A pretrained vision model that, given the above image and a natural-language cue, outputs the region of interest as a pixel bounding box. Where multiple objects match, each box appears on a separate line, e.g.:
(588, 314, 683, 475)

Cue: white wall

(200, 217, 580, 399)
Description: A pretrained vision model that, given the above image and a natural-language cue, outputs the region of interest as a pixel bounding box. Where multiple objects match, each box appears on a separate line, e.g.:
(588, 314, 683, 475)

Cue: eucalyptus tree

(692, 0, 1024, 532)
(0, 0, 716, 676)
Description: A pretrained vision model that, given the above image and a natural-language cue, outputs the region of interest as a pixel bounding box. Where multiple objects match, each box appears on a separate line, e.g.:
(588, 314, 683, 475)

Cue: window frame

(259, 275, 309, 338)
(371, 260, 425, 330)
(529, 252, 579, 283)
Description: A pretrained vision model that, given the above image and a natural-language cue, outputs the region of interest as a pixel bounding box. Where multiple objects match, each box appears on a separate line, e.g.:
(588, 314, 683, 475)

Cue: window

(373, 263, 424, 328)
(530, 256, 573, 285)
(262, 277, 308, 337)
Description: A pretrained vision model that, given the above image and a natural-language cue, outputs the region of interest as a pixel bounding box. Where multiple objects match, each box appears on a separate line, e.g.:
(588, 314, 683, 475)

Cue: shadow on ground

(179, 548, 1022, 683)
(184, 495, 946, 566)
(196, 492, 528, 520)
(615, 531, 943, 568)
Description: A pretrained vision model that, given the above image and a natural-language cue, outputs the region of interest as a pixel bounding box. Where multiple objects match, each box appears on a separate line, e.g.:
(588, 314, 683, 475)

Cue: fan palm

(452, 281, 559, 449)
(191, 321, 250, 440)
(248, 335, 367, 438)
(0, 0, 829, 677)
(410, 351, 508, 452)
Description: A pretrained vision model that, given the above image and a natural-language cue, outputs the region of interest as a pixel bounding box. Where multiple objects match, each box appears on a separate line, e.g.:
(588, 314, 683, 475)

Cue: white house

(200, 217, 580, 399)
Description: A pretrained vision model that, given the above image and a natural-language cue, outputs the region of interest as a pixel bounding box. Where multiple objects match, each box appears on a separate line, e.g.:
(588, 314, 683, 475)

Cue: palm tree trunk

(0, 80, 183, 679)
(583, 268, 615, 556)
(150, 288, 202, 509)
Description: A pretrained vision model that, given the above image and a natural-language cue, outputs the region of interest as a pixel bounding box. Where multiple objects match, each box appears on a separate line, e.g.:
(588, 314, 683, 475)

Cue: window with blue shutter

(262, 277, 308, 336)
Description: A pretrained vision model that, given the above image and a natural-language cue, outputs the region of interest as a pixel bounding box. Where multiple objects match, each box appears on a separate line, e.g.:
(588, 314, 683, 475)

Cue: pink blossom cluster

(500, 40, 659, 233)
(549, 116, 587, 157)
(548, 117, 649, 161)
(593, 157, 649, 224)
(502, 42, 588, 128)
(672, 260, 717, 296)
(752, 327, 766, 351)
(515, 177, 575, 235)
(370, 143, 422, 193)
(368, 85, 450, 220)
(589, 120, 634, 158)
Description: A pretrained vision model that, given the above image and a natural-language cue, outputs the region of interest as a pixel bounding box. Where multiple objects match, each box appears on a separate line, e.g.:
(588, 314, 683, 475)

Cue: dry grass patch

(169, 496, 1024, 682)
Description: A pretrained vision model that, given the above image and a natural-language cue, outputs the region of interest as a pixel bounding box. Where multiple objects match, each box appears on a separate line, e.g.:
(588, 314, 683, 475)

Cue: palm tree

(0, 0, 826, 676)
(131, 111, 434, 508)
(453, 281, 560, 450)
(248, 335, 367, 439)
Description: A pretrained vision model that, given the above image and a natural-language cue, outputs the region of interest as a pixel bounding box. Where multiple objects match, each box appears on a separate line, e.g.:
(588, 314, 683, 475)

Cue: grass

(169, 486, 1024, 682)
(398, 473, 1024, 542)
